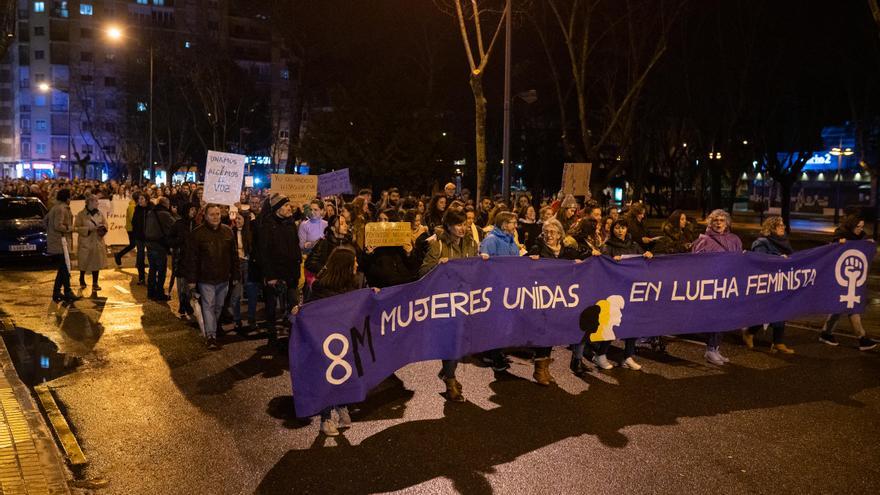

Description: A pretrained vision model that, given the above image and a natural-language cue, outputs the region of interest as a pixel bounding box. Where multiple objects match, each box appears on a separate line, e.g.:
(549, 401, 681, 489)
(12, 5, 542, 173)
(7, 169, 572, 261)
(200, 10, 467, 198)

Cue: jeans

(595, 338, 636, 359)
(146, 244, 168, 298)
(748, 322, 785, 344)
(172, 252, 192, 314)
(230, 260, 258, 323)
(198, 282, 229, 339)
(707, 332, 722, 350)
(52, 254, 72, 297)
(570, 341, 586, 361)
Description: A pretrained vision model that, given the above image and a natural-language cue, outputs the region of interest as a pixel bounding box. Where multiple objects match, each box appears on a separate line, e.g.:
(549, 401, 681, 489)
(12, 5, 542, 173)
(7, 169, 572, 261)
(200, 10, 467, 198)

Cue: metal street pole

(501, 0, 511, 204)
(149, 44, 154, 184)
(834, 151, 842, 225)
(67, 90, 71, 178)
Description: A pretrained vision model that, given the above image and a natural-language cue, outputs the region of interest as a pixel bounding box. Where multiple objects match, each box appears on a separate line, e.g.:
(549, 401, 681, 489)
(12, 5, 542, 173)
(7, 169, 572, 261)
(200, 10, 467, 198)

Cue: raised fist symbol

(844, 256, 864, 281)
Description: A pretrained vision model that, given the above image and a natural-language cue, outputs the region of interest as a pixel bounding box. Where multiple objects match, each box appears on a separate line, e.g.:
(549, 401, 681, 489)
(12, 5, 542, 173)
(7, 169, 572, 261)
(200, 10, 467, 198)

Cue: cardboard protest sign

(318, 169, 352, 196)
(364, 222, 411, 247)
(204, 151, 245, 205)
(561, 163, 592, 196)
(271, 174, 318, 208)
(104, 197, 130, 246)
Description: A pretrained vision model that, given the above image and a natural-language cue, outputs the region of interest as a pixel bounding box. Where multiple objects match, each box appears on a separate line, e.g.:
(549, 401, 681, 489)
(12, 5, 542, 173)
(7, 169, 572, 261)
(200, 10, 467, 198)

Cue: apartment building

(0, 0, 292, 180)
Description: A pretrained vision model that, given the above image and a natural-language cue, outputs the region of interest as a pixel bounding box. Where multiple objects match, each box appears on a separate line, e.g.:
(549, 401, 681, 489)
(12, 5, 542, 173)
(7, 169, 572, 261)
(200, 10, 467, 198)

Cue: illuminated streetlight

(830, 146, 854, 224)
(105, 24, 155, 184)
(36, 83, 72, 177)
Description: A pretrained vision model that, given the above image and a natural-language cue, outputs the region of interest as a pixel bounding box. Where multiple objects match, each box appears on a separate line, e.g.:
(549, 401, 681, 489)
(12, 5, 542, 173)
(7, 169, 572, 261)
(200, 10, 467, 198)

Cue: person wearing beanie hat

(257, 193, 302, 349)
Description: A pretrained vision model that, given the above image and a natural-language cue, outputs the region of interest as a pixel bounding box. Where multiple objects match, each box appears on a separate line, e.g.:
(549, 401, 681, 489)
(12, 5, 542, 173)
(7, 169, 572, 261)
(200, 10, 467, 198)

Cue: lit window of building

(80, 4, 93, 16)
(34, 2, 45, 13)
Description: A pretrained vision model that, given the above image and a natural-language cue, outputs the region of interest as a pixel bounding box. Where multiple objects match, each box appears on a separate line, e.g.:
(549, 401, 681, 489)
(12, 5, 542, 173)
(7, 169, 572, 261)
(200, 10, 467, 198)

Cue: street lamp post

(106, 25, 154, 184)
(830, 145, 854, 225)
(501, 0, 512, 204)
(38, 82, 71, 178)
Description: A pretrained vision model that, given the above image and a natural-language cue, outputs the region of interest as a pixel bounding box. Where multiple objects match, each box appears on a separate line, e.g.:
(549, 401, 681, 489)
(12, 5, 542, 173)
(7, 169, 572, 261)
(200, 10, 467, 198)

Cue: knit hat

(560, 194, 578, 209)
(269, 193, 290, 213)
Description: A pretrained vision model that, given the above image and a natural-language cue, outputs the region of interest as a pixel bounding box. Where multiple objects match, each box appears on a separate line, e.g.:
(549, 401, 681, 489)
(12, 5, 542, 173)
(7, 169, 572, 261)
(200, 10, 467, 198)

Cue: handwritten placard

(204, 151, 245, 205)
(271, 174, 318, 207)
(561, 163, 592, 196)
(318, 168, 352, 197)
(364, 222, 411, 247)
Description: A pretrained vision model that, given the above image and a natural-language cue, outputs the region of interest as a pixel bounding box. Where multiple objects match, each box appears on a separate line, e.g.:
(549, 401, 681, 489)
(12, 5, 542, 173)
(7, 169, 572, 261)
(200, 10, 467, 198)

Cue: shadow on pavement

(255, 353, 880, 495)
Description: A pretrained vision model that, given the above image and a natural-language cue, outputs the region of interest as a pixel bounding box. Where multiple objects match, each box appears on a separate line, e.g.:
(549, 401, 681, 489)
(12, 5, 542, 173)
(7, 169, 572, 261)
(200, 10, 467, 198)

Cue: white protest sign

(204, 150, 245, 205)
(561, 163, 592, 196)
(271, 174, 318, 208)
(244, 176, 254, 188)
(104, 198, 130, 246)
(318, 169, 353, 197)
(365, 222, 411, 247)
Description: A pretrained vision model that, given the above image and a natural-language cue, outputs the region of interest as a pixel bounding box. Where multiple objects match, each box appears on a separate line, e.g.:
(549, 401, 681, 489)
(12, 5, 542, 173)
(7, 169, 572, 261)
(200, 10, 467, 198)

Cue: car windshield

(0, 200, 45, 220)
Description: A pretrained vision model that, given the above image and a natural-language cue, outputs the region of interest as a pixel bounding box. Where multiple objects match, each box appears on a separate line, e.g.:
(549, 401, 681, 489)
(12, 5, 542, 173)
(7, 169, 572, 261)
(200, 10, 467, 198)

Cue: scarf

(766, 234, 793, 255)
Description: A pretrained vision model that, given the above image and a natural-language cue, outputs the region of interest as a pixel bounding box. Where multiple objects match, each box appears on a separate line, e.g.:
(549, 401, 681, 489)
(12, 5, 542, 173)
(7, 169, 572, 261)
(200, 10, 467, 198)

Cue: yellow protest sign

(364, 222, 412, 247)
(561, 163, 592, 196)
(270, 174, 318, 208)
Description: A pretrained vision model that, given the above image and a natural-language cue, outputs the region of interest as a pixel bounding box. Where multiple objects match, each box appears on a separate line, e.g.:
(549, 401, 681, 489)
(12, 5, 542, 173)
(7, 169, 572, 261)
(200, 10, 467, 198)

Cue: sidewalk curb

(0, 316, 72, 494)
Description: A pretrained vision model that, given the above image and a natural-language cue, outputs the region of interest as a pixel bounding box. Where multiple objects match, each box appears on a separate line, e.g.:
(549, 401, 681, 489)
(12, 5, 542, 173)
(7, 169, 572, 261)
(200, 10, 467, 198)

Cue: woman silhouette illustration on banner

(579, 295, 625, 342)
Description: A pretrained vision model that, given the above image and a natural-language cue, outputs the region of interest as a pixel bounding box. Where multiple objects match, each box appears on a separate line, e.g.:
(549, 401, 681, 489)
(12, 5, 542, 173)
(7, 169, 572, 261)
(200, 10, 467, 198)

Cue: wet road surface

(0, 260, 878, 494)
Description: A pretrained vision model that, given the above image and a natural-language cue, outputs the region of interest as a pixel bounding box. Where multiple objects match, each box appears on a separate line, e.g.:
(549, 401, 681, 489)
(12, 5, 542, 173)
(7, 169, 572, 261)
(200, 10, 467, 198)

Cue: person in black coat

(305, 215, 357, 276)
(527, 219, 584, 382)
(743, 216, 796, 353)
(362, 209, 420, 288)
(596, 219, 653, 371)
(169, 203, 198, 317)
(257, 193, 303, 346)
(819, 214, 877, 351)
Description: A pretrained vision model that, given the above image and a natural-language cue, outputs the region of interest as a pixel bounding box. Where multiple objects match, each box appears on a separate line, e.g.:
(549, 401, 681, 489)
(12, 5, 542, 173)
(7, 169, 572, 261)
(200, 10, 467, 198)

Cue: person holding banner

(362, 210, 419, 288)
(598, 219, 654, 371)
(303, 247, 366, 436)
(73, 194, 108, 291)
(692, 209, 742, 365)
(528, 219, 584, 382)
(47, 188, 78, 303)
(477, 211, 525, 372)
(743, 216, 795, 354)
(819, 214, 877, 351)
(419, 209, 488, 402)
(257, 193, 303, 348)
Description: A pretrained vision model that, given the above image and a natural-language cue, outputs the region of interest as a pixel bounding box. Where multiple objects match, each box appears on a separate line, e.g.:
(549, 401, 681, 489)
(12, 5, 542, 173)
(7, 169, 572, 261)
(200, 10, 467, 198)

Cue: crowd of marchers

(3, 177, 877, 437)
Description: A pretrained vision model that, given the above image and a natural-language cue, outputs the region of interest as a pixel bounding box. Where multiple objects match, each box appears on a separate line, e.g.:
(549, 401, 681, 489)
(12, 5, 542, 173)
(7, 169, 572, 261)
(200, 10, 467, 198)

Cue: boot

(533, 358, 556, 386)
(444, 378, 465, 402)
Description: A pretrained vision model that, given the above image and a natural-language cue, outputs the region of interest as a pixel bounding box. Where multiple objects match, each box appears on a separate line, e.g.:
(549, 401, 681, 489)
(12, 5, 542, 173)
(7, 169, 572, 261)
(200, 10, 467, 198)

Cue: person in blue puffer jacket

(478, 211, 523, 371)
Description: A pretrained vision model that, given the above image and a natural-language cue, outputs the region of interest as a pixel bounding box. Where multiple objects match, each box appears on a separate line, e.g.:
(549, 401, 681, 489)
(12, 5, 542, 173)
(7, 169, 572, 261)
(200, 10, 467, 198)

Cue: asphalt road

(0, 253, 878, 494)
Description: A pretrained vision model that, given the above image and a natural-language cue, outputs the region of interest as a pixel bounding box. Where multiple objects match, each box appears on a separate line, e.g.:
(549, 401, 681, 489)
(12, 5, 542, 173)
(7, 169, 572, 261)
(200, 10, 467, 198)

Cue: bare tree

(544, 0, 684, 193)
(435, 0, 507, 200)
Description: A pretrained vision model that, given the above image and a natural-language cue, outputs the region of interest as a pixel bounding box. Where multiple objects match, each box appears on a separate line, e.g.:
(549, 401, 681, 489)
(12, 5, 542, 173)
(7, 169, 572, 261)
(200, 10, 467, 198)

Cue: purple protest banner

(290, 241, 875, 417)
(317, 169, 352, 197)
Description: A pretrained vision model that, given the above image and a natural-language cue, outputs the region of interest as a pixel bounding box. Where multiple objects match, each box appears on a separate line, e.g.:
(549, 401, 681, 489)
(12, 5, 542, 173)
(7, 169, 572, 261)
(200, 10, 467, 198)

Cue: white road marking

(114, 285, 130, 294)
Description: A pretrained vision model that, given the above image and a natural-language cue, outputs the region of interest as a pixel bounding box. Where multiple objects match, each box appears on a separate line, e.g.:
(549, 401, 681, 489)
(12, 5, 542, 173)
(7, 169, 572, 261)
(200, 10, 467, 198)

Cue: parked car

(0, 196, 49, 258)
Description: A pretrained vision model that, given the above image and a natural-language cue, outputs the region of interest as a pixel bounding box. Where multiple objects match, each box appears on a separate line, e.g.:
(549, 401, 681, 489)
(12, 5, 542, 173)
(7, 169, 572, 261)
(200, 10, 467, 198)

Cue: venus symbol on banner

(835, 249, 868, 308)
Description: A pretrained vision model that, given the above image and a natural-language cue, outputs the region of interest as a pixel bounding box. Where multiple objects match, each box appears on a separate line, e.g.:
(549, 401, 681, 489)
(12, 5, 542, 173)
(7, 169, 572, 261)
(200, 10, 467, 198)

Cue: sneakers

(621, 357, 642, 370)
(705, 349, 725, 366)
(320, 418, 339, 436)
(569, 357, 589, 377)
(336, 406, 352, 427)
(859, 337, 878, 351)
(742, 330, 755, 349)
(592, 354, 614, 370)
(819, 332, 839, 346)
(206, 337, 219, 350)
(770, 343, 795, 354)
